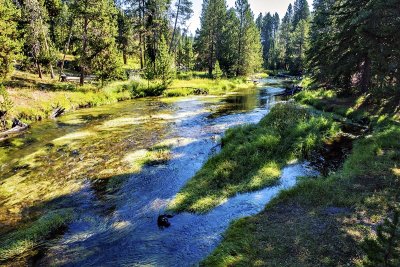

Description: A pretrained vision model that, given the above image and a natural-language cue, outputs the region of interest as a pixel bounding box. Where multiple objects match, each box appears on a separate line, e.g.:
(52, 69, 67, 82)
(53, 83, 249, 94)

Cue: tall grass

(0, 209, 74, 262)
(202, 117, 400, 267)
(169, 102, 339, 213)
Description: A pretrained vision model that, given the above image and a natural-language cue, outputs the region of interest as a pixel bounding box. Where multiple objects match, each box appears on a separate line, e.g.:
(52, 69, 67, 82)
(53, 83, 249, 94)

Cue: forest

(0, 0, 399, 266)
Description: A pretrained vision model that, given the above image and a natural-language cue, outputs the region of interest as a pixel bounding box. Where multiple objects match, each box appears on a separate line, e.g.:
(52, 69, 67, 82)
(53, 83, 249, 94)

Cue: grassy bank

(0, 209, 74, 263)
(169, 102, 339, 213)
(203, 123, 400, 266)
(201, 87, 400, 266)
(2, 71, 255, 126)
(294, 87, 400, 124)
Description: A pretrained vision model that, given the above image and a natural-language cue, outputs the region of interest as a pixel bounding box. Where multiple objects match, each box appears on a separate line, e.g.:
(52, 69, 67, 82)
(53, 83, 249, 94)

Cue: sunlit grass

(168, 78, 254, 96)
(0, 209, 74, 262)
(203, 120, 400, 266)
(169, 102, 339, 213)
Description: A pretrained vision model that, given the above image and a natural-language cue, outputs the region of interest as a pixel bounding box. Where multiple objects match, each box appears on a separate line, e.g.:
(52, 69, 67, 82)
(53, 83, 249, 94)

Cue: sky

(187, 0, 296, 34)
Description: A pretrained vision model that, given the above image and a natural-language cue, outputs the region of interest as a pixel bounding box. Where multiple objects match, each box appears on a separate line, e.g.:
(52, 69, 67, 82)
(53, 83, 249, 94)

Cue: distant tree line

(256, 0, 310, 75)
(308, 0, 400, 92)
(255, 0, 399, 93)
(0, 0, 266, 87)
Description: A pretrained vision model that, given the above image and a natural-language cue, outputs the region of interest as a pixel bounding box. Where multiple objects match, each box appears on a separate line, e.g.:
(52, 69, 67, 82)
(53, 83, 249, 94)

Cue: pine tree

(0, 0, 21, 81)
(170, 0, 193, 53)
(23, 0, 58, 79)
(182, 35, 194, 71)
(71, 0, 120, 85)
(306, 0, 335, 84)
(213, 60, 222, 79)
(195, 0, 227, 76)
(219, 7, 239, 76)
(293, 0, 310, 28)
(235, 0, 262, 76)
(156, 36, 175, 87)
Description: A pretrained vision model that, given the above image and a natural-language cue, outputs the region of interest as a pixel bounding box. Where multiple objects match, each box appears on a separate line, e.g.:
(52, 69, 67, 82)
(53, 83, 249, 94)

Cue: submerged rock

(157, 214, 173, 228)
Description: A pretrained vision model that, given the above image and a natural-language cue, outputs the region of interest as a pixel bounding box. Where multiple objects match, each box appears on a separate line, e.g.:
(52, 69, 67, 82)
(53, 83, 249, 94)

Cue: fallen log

(51, 106, 65, 119)
(0, 119, 29, 142)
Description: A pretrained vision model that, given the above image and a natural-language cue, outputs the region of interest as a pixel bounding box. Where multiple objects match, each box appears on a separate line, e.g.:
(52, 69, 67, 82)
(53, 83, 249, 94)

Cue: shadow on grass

(203, 122, 400, 266)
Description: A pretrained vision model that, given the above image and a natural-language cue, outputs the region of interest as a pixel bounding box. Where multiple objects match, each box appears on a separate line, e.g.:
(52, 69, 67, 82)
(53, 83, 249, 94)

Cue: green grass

(169, 102, 339, 213)
(168, 77, 253, 96)
(3, 71, 254, 126)
(201, 100, 400, 266)
(0, 209, 74, 262)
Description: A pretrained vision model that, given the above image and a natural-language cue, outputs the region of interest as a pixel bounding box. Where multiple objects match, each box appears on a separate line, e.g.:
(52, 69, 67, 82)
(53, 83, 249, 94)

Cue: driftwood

(51, 106, 65, 119)
(0, 119, 29, 142)
(192, 88, 209, 95)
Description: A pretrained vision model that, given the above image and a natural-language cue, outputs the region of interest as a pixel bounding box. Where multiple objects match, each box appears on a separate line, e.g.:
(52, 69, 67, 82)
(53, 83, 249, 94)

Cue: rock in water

(157, 214, 173, 228)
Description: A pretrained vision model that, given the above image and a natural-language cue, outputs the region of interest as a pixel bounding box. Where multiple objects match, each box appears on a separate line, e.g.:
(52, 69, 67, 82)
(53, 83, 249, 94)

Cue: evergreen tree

(70, 0, 120, 85)
(213, 60, 222, 79)
(23, 0, 58, 79)
(182, 34, 194, 71)
(170, 0, 193, 53)
(306, 0, 335, 84)
(0, 0, 21, 81)
(235, 0, 262, 75)
(116, 8, 133, 65)
(219, 7, 239, 76)
(195, 0, 227, 76)
(156, 36, 175, 86)
(293, 0, 310, 28)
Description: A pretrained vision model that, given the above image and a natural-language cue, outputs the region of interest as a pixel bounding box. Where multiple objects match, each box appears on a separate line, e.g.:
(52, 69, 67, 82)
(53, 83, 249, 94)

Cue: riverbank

(169, 102, 339, 213)
(200, 88, 400, 266)
(1, 71, 255, 128)
(0, 85, 267, 265)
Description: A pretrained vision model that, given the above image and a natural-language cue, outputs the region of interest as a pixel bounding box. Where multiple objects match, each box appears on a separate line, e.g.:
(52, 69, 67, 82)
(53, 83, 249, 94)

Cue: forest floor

(170, 86, 400, 266)
(2, 70, 256, 127)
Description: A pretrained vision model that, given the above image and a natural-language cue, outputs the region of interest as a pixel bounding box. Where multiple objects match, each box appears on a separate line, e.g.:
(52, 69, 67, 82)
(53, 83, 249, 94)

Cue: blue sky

(187, 0, 297, 34)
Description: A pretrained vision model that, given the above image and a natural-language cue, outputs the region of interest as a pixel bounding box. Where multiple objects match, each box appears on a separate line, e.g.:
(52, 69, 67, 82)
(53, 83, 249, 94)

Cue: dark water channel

(1, 80, 318, 266)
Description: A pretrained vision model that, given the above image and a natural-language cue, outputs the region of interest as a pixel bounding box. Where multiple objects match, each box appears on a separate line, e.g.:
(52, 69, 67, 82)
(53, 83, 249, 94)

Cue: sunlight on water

(0, 83, 292, 266)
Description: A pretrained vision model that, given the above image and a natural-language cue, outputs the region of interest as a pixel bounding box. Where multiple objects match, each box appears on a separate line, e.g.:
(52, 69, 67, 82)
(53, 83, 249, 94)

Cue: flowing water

(1, 80, 317, 266)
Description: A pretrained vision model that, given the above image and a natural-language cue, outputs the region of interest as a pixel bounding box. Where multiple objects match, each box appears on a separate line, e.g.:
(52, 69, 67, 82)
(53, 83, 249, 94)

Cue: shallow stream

(1, 80, 317, 266)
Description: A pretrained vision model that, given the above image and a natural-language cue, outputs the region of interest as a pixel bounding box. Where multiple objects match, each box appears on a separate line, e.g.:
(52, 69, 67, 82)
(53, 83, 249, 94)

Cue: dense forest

(1, 0, 399, 91)
(0, 0, 263, 86)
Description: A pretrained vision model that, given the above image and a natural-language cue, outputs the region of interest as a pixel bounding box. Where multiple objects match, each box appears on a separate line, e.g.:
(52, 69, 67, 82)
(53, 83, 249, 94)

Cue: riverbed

(0, 80, 316, 266)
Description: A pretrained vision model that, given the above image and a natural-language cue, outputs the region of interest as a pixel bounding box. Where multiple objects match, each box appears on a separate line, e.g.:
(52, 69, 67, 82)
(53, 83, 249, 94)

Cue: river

(0, 79, 317, 266)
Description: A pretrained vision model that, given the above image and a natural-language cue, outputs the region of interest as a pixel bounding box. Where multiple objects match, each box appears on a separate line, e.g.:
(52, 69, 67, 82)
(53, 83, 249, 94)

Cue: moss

(169, 102, 339, 213)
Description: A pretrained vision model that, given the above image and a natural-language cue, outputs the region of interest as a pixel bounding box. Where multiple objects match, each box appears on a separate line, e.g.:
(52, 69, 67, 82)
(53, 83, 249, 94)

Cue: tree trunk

(208, 32, 214, 77)
(36, 60, 43, 79)
(40, 15, 55, 79)
(169, 0, 181, 53)
(360, 55, 371, 93)
(123, 51, 127, 65)
(60, 20, 74, 80)
(139, 0, 144, 69)
(237, 8, 244, 77)
(80, 17, 89, 86)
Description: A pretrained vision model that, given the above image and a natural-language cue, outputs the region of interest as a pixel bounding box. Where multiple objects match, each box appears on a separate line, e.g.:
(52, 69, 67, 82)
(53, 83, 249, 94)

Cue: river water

(0, 80, 317, 266)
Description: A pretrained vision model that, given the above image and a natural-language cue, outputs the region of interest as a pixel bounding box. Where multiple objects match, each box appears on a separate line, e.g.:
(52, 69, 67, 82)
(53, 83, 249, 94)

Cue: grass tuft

(202, 113, 400, 266)
(169, 102, 339, 213)
(0, 209, 74, 262)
